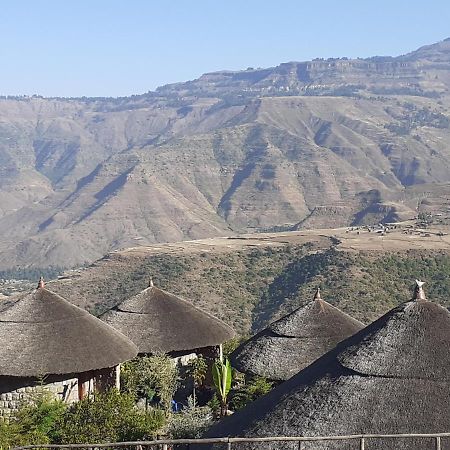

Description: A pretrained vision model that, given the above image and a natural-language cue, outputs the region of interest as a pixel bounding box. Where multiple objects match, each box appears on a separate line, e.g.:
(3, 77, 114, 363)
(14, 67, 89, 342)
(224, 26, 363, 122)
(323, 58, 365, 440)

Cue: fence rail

(11, 433, 450, 450)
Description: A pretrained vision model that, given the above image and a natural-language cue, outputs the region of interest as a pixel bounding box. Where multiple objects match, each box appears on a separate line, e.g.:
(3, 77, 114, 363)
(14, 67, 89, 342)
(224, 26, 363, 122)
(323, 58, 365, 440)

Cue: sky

(1, 0, 449, 98)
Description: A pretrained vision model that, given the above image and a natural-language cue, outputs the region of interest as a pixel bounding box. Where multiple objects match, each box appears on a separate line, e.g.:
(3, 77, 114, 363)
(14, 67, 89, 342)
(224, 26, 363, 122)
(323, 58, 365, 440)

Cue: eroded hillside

(2, 39, 450, 268)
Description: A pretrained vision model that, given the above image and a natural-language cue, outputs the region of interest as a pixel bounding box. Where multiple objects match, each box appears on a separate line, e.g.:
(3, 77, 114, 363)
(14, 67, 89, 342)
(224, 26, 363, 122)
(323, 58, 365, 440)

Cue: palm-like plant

(212, 354, 232, 417)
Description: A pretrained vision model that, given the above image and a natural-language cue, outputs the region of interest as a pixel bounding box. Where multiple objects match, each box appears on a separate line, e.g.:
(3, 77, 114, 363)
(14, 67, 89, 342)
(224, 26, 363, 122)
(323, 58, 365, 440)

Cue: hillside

(1, 225, 441, 334)
(2, 39, 450, 268)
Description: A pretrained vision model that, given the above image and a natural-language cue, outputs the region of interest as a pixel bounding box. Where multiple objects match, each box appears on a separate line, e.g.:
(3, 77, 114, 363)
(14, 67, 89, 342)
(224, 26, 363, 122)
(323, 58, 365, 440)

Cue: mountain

(2, 39, 450, 270)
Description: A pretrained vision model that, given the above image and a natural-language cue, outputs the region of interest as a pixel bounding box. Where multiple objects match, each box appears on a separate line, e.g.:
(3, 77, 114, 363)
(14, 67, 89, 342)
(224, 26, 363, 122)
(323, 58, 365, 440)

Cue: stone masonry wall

(0, 375, 79, 419)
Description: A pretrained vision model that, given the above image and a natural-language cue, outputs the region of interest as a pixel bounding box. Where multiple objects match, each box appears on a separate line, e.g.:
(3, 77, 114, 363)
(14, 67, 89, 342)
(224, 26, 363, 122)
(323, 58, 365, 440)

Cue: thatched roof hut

(0, 278, 138, 377)
(230, 289, 364, 380)
(101, 280, 235, 355)
(204, 281, 450, 450)
(0, 279, 138, 416)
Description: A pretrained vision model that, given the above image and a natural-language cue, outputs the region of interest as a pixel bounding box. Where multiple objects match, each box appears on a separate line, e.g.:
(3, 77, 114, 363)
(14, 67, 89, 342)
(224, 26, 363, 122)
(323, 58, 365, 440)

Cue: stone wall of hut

(0, 375, 79, 419)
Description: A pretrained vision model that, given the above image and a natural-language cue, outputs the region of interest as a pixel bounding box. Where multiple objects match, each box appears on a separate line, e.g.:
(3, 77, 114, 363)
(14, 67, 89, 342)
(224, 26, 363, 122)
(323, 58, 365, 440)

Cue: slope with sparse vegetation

(2, 39, 450, 268)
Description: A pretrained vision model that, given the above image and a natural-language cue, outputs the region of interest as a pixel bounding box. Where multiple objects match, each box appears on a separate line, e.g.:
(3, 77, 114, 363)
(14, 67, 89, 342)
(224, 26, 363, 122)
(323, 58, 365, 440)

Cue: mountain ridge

(3, 37, 450, 101)
(2, 39, 450, 269)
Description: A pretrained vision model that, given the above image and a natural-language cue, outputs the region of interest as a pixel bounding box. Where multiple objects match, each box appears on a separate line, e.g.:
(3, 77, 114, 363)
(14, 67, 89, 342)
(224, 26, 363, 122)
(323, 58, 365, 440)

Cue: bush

(0, 390, 166, 446)
(230, 375, 274, 410)
(53, 390, 165, 443)
(0, 420, 19, 449)
(222, 337, 245, 358)
(168, 398, 213, 439)
(0, 391, 66, 447)
(185, 355, 208, 405)
(121, 355, 179, 411)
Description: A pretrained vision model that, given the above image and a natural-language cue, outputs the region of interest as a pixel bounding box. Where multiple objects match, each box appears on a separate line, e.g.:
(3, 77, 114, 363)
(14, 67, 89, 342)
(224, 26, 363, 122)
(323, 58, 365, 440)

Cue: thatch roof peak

(313, 287, 322, 301)
(313, 287, 326, 312)
(205, 288, 450, 449)
(101, 284, 235, 355)
(230, 291, 364, 380)
(413, 279, 426, 301)
(0, 286, 137, 377)
(337, 299, 450, 380)
(269, 292, 363, 339)
(37, 276, 45, 289)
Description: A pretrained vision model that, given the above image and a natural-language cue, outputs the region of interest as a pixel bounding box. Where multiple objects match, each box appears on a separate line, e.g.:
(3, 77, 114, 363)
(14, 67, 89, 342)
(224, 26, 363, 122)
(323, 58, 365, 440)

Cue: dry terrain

(2, 39, 450, 268)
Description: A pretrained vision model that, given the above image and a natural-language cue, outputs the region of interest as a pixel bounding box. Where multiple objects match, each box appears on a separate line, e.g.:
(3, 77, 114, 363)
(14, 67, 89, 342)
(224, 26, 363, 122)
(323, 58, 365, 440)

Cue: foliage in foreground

(168, 398, 213, 439)
(0, 390, 166, 447)
(0, 392, 65, 448)
(54, 390, 165, 443)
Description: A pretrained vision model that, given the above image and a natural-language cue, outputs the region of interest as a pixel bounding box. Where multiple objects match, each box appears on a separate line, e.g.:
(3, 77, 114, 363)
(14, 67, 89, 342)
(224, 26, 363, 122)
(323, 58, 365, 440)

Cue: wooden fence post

(360, 437, 365, 450)
(436, 436, 441, 450)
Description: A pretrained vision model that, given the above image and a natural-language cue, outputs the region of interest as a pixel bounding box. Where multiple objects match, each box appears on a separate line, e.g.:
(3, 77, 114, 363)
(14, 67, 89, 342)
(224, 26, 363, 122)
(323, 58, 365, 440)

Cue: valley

(2, 39, 450, 269)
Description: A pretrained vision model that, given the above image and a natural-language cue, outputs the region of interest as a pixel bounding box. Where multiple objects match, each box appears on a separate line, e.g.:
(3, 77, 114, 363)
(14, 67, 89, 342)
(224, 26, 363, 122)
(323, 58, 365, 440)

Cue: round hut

(0, 278, 137, 418)
(230, 288, 364, 381)
(204, 281, 450, 450)
(101, 280, 235, 357)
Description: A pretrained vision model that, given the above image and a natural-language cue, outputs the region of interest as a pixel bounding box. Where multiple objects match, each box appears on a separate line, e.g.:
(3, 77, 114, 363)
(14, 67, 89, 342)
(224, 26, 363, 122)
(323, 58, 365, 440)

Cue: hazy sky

(1, 0, 449, 97)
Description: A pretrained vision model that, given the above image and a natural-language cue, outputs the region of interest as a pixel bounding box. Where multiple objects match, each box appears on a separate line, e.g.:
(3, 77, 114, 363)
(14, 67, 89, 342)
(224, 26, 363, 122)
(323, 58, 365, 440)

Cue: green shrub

(185, 355, 208, 405)
(0, 420, 19, 450)
(121, 355, 179, 411)
(222, 337, 246, 357)
(207, 393, 221, 414)
(53, 390, 165, 443)
(168, 399, 213, 439)
(230, 375, 274, 410)
(0, 391, 66, 447)
(0, 390, 166, 446)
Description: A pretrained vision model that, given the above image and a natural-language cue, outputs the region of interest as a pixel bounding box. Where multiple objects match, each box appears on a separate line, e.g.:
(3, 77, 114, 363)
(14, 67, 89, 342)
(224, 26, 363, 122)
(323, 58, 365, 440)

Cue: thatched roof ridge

(101, 284, 235, 354)
(230, 290, 364, 380)
(0, 284, 138, 377)
(204, 289, 450, 450)
(337, 299, 450, 380)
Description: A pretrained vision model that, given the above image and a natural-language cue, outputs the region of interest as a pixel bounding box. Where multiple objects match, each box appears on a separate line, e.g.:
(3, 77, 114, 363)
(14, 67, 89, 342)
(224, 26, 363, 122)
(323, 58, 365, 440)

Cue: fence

(11, 433, 450, 450)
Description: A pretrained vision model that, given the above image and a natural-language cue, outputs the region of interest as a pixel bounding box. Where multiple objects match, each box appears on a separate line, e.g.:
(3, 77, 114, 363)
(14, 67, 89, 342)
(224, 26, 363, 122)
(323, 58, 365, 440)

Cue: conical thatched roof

(230, 289, 364, 380)
(101, 282, 235, 354)
(204, 282, 450, 450)
(0, 280, 138, 377)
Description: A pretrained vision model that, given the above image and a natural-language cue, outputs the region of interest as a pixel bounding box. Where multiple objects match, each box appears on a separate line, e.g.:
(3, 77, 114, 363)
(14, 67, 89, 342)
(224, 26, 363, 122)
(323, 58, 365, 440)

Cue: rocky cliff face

(2, 39, 450, 269)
